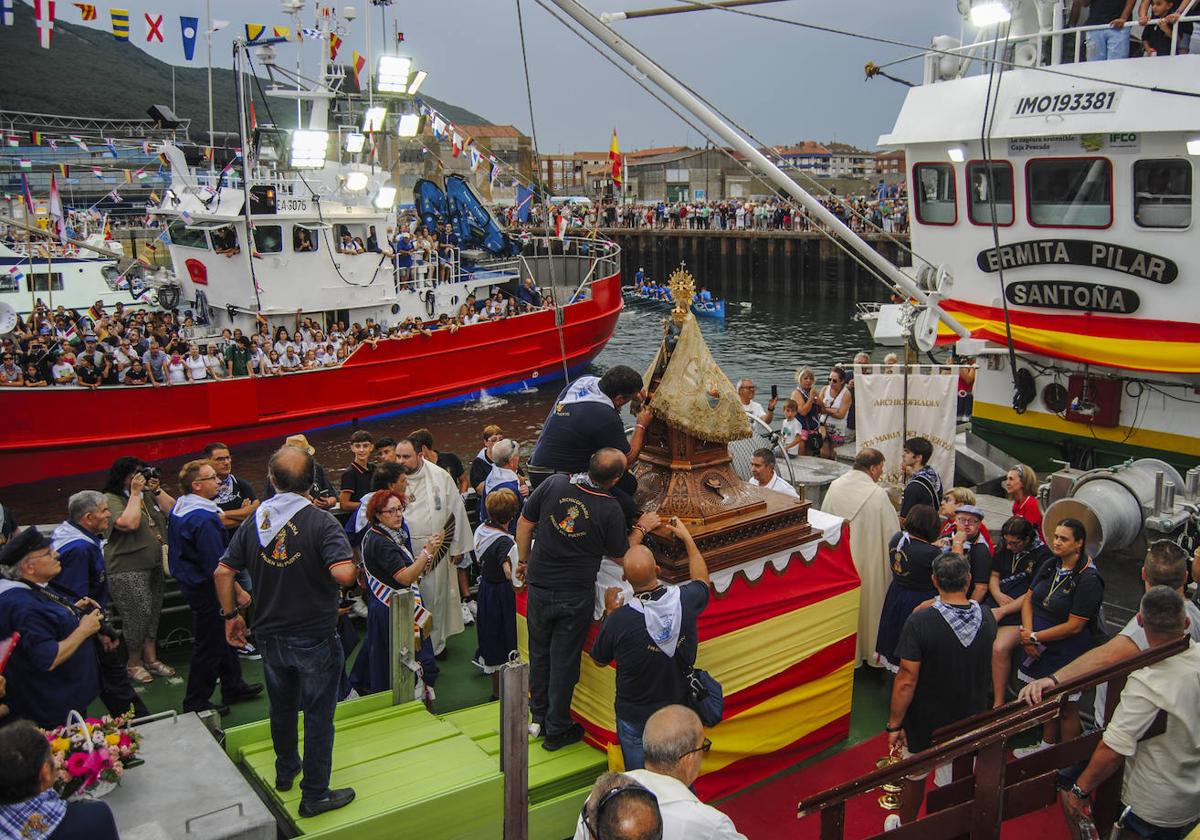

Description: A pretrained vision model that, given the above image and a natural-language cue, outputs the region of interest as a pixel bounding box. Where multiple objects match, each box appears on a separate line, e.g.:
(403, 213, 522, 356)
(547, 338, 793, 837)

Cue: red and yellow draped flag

(328, 32, 342, 61)
(73, 2, 95, 20)
(609, 128, 622, 187)
(350, 50, 365, 86)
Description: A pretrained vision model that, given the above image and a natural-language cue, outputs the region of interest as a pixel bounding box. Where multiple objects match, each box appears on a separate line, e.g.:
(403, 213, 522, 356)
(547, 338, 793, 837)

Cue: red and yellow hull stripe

(516, 530, 861, 800)
(935, 299, 1200, 374)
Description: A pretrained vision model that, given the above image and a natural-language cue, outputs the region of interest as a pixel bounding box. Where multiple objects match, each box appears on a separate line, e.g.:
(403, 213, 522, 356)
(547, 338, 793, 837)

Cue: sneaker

(528, 721, 543, 739)
(1012, 740, 1052, 759)
(236, 642, 261, 660)
(298, 787, 356, 818)
(351, 598, 368, 619)
(883, 814, 902, 832)
(460, 601, 475, 625)
(542, 722, 584, 751)
(466, 599, 478, 618)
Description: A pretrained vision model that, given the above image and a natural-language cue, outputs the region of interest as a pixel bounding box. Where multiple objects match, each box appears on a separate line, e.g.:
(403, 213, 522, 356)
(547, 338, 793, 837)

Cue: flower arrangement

(42, 709, 143, 800)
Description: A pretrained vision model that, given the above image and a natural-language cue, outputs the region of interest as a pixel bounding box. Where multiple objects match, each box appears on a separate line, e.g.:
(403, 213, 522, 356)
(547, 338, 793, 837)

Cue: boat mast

(206, 0, 215, 173)
(233, 41, 265, 313)
(545, 0, 971, 340)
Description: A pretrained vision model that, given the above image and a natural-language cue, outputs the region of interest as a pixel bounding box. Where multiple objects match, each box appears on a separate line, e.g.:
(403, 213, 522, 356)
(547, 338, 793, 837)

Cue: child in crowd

(473, 488, 520, 700)
(779, 399, 803, 457)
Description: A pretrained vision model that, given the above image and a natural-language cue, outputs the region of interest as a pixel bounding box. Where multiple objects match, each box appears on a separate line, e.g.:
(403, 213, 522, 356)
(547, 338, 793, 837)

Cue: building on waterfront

(539, 151, 609, 196)
(874, 149, 906, 182)
(776, 141, 832, 178)
(407, 123, 534, 205)
(824, 142, 877, 179)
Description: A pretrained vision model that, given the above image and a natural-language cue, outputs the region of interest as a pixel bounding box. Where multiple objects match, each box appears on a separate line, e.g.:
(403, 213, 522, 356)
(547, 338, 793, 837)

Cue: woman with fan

(349, 490, 442, 697)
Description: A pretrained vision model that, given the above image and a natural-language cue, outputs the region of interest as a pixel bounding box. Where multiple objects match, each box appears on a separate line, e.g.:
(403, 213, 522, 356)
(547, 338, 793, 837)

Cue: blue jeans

(526, 586, 593, 738)
(258, 633, 343, 801)
(1085, 27, 1130, 61)
(616, 717, 645, 771)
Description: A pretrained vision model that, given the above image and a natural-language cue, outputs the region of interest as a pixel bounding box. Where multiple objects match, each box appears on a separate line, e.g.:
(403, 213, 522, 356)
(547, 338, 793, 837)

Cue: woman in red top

(1005, 464, 1042, 538)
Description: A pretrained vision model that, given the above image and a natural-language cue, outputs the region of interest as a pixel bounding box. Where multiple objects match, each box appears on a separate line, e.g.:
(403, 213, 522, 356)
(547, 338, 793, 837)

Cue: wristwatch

(1069, 783, 1090, 801)
(884, 723, 903, 733)
(219, 607, 240, 621)
(1030, 631, 1040, 645)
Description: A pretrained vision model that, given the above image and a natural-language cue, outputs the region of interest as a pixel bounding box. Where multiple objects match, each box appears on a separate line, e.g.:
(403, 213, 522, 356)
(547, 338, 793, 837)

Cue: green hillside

(0, 14, 488, 134)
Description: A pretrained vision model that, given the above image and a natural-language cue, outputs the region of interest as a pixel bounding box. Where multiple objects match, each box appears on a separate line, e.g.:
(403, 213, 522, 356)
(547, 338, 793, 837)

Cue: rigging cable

(516, 0, 570, 382)
(977, 19, 1023, 409)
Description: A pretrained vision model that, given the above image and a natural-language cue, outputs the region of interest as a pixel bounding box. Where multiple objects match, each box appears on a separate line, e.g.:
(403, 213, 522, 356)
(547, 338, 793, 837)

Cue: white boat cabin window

(967, 161, 1014, 226)
(212, 226, 240, 256)
(1133, 159, 1191, 229)
(1027, 158, 1112, 228)
(913, 163, 957, 225)
(0, 273, 20, 292)
(293, 226, 319, 253)
(27, 273, 64, 292)
(168, 221, 209, 250)
(253, 224, 284, 254)
(335, 225, 369, 254)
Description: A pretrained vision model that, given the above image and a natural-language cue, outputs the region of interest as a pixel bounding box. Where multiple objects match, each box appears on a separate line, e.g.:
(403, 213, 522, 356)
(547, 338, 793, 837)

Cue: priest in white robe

(819, 447, 898, 667)
(397, 439, 472, 656)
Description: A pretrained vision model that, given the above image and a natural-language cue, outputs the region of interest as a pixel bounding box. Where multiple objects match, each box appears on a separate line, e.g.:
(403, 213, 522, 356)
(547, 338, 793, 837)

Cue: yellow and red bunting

(350, 50, 365, 87)
(936, 298, 1200, 374)
(74, 2, 97, 21)
(329, 32, 342, 61)
(516, 528, 860, 801)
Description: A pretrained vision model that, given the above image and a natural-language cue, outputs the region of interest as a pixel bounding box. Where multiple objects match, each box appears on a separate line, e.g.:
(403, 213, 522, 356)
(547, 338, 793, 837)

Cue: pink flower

(85, 718, 103, 727)
(118, 733, 132, 748)
(65, 752, 90, 777)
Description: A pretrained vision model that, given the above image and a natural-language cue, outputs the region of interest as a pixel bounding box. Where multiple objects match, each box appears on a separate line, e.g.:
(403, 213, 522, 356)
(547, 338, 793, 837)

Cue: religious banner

(853, 364, 958, 490)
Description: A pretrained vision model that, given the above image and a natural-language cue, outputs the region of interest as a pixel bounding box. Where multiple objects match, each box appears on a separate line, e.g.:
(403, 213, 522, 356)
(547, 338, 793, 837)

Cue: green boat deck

(224, 693, 605, 839)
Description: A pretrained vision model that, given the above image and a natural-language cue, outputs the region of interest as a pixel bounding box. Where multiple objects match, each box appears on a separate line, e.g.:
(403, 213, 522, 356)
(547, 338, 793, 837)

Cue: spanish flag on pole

(609, 128, 622, 188)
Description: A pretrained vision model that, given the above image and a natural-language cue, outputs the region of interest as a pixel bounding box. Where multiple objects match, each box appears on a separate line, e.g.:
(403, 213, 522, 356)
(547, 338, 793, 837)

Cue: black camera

(98, 616, 121, 642)
(139, 466, 161, 481)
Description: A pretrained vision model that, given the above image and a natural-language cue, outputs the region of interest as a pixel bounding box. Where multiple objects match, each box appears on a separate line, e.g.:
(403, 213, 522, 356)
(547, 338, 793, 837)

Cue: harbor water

(6, 290, 872, 524)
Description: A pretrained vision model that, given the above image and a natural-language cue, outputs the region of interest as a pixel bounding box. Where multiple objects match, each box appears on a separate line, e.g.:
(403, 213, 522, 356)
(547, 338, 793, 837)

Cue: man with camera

(0, 528, 104, 728)
(51, 491, 149, 719)
(169, 460, 263, 716)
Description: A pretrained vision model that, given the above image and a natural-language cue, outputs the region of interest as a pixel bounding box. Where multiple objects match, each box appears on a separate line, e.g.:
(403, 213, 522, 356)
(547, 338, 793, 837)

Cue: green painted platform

(224, 694, 605, 839)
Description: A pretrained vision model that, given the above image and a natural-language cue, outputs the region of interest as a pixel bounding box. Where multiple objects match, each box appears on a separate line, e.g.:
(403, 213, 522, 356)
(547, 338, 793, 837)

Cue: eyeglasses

(195, 474, 219, 483)
(679, 737, 712, 758)
(580, 783, 659, 840)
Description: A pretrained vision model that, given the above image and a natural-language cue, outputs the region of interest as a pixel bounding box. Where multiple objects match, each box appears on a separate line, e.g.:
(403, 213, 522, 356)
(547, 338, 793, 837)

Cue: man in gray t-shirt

(141, 339, 170, 386)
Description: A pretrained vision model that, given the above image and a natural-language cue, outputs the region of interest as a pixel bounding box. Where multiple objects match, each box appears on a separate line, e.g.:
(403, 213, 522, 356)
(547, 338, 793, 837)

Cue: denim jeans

(258, 633, 343, 801)
(1085, 27, 1130, 61)
(526, 585, 593, 738)
(616, 717, 645, 771)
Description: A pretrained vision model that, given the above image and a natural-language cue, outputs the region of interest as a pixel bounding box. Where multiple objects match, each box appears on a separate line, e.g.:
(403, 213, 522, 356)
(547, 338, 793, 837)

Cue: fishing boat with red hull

(0, 263, 622, 487)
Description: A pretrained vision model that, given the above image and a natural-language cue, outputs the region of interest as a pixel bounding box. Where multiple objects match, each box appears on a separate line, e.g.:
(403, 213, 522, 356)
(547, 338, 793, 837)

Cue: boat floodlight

(968, 0, 1011, 27)
(345, 132, 366, 153)
(1187, 138, 1200, 156)
(373, 186, 397, 209)
(397, 114, 422, 138)
(377, 56, 413, 93)
(406, 70, 428, 96)
(947, 146, 966, 163)
(363, 106, 388, 133)
(344, 172, 369, 191)
(290, 129, 330, 169)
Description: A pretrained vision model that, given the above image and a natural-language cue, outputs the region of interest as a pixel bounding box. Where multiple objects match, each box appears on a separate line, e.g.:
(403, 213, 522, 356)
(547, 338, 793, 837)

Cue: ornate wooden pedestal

(632, 417, 821, 583)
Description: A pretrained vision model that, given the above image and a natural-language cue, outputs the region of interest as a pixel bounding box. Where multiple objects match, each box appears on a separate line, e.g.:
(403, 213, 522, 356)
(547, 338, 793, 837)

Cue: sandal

(145, 661, 176, 677)
(127, 665, 153, 684)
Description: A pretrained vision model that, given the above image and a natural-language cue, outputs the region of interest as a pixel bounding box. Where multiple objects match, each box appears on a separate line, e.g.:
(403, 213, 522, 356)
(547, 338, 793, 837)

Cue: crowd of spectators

(0, 283, 554, 388)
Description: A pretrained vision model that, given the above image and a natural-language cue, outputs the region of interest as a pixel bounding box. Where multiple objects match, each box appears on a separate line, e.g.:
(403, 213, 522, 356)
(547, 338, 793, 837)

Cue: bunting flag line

(136, 169, 149, 181)
(329, 32, 342, 61)
(396, 30, 404, 43)
(144, 12, 162, 42)
(451, 133, 462, 158)
(47, 139, 58, 150)
(30, 131, 42, 145)
(469, 145, 482, 173)
(2, 0, 13, 27)
(19, 159, 32, 171)
(105, 139, 119, 157)
(123, 170, 133, 184)
(110, 7, 128, 40)
(299, 26, 321, 39)
(58, 163, 69, 177)
(69, 135, 88, 151)
(245, 23, 265, 43)
(21, 175, 34, 211)
(148, 191, 160, 203)
(34, 0, 54, 49)
(9, 267, 25, 287)
(92, 166, 103, 178)
(73, 2, 95, 20)
(180, 15, 198, 59)
(272, 24, 289, 39)
(49, 174, 65, 244)
(350, 50, 365, 86)
(5, 135, 16, 147)
(209, 18, 227, 33)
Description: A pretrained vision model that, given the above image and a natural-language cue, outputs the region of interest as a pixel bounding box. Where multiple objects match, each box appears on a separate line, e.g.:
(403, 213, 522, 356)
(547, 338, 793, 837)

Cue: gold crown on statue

(668, 265, 695, 323)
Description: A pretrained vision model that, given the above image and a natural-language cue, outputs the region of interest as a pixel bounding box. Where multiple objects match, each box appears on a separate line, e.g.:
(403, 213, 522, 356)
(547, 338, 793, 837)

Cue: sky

(29, 0, 966, 152)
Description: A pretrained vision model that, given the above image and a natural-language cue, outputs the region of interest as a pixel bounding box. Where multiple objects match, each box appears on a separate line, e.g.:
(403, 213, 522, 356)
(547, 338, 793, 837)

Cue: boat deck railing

(920, 11, 1200, 83)
(796, 633, 1189, 839)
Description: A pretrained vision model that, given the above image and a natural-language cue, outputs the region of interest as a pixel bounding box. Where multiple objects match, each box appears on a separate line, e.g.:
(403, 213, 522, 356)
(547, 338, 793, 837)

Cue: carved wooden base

(632, 419, 822, 583)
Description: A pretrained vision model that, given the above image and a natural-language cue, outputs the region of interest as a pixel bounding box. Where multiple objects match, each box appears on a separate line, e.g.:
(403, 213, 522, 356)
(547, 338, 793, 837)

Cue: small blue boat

(621, 286, 726, 320)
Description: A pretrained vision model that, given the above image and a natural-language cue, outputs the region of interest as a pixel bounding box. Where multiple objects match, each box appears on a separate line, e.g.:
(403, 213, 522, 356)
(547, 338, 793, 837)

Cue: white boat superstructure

(0, 236, 143, 314)
(872, 1, 1200, 468)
